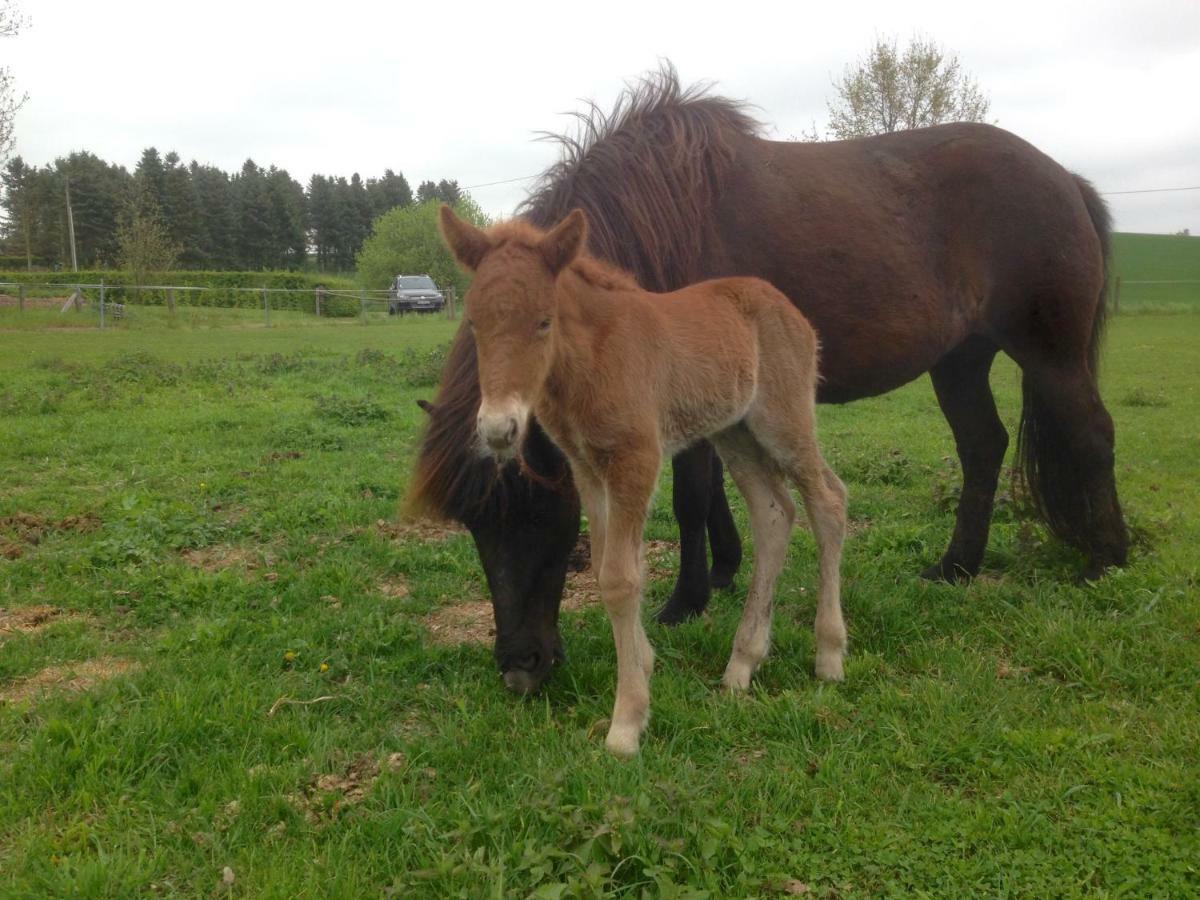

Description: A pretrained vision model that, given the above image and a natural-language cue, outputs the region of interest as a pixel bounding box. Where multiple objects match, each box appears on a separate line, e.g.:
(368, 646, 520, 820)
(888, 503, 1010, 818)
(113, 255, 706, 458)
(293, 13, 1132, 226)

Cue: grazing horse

(407, 66, 1127, 695)
(439, 205, 847, 756)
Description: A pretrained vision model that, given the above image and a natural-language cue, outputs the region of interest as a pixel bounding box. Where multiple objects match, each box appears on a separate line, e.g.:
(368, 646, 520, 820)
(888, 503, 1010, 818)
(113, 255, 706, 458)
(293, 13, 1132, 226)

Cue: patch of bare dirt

(424, 539, 681, 645)
(287, 752, 407, 824)
(373, 518, 464, 542)
(995, 655, 1031, 680)
(181, 545, 273, 573)
(0, 512, 101, 559)
(0, 605, 84, 639)
(424, 601, 495, 645)
(0, 656, 139, 706)
(262, 451, 303, 464)
(562, 539, 678, 612)
(377, 575, 410, 600)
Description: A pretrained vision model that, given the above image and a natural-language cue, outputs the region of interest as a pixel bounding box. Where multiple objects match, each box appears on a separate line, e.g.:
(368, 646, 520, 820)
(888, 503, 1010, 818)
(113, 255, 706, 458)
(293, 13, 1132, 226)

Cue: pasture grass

(1111, 231, 1200, 310)
(0, 312, 1197, 897)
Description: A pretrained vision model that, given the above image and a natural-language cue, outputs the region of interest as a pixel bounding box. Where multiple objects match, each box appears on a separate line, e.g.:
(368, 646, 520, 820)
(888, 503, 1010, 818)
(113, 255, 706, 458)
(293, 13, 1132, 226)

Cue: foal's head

(440, 206, 587, 460)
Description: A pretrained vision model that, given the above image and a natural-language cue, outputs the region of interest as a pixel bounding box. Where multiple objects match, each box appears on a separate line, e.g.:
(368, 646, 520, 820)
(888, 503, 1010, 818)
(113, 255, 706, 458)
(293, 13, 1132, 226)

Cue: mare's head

(439, 206, 587, 460)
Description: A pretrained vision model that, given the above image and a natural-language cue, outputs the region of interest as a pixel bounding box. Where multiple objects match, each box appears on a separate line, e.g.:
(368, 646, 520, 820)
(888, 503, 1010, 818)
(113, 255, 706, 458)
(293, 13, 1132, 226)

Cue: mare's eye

(538, 318, 552, 332)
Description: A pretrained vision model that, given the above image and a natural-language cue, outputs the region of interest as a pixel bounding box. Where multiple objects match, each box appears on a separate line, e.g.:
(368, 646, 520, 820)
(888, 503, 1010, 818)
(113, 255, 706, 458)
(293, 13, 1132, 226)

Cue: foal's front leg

(598, 461, 659, 758)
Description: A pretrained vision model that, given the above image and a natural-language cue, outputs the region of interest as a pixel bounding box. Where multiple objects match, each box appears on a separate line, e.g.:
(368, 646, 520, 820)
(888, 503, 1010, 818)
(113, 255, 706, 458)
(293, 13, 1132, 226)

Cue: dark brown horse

(408, 66, 1127, 693)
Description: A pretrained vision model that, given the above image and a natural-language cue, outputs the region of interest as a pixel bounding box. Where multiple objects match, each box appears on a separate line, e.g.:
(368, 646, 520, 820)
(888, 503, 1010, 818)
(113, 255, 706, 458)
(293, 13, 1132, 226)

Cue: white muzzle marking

(476, 399, 529, 460)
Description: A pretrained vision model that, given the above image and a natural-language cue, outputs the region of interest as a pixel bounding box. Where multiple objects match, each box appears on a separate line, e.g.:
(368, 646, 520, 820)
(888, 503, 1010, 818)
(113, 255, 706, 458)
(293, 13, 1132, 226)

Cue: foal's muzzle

(477, 402, 527, 457)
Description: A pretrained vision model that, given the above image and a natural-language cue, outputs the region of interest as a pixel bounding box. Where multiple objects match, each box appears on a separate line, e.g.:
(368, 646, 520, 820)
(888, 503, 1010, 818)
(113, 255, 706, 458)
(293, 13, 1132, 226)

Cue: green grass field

(1, 310, 1197, 897)
(1111, 232, 1200, 310)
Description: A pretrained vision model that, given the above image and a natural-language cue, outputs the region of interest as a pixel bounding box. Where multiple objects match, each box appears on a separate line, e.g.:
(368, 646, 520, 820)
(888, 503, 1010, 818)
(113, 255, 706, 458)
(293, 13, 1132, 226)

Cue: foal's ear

(439, 205, 493, 271)
(539, 209, 588, 276)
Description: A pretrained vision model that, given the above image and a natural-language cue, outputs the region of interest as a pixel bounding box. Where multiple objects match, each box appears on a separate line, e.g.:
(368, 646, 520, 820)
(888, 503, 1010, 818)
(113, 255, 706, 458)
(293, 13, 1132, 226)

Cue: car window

(397, 276, 437, 290)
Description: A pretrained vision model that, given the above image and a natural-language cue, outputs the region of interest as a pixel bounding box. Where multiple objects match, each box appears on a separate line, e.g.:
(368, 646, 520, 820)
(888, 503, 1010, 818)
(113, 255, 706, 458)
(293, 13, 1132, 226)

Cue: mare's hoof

(1077, 561, 1112, 585)
(709, 567, 737, 591)
(920, 559, 976, 584)
(655, 597, 703, 627)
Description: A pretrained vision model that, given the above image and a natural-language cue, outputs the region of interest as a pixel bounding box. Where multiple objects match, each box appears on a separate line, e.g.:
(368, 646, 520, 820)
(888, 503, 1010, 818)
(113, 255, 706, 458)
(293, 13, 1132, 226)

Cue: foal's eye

(537, 318, 552, 332)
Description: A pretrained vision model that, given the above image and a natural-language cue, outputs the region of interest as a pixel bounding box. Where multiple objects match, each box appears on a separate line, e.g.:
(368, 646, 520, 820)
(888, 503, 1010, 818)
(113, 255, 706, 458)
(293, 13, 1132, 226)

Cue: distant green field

(1111, 232, 1200, 310)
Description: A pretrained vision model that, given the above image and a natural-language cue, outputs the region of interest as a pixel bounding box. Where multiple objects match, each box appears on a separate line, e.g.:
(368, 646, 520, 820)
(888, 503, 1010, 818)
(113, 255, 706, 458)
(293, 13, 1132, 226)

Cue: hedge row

(0, 256, 52, 269)
(0, 270, 359, 310)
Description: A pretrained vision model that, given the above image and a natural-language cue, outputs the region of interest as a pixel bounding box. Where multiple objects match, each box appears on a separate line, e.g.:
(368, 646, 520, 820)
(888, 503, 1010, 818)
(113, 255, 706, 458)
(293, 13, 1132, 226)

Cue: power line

(1100, 186, 1200, 196)
(461, 174, 540, 190)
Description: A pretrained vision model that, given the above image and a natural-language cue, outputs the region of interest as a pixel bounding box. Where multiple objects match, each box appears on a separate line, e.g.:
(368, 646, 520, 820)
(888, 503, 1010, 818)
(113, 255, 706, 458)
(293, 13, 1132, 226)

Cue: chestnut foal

(440, 206, 848, 757)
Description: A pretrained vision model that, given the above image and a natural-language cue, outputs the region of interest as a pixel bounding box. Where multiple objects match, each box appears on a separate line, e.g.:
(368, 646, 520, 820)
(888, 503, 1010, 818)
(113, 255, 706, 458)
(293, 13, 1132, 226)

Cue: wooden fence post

(360, 289, 367, 323)
(166, 286, 177, 315)
(315, 286, 323, 317)
(263, 287, 270, 326)
(17, 283, 24, 313)
(100, 280, 105, 329)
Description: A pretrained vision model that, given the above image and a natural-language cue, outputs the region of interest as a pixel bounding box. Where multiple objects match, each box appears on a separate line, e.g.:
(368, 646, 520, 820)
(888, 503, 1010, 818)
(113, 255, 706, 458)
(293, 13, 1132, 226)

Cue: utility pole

(65, 178, 79, 272)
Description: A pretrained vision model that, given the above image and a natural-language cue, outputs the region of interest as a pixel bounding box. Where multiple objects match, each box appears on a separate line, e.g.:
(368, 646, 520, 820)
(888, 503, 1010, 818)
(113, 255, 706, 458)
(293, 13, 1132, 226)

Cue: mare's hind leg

(1016, 361, 1127, 580)
(922, 338, 1008, 582)
(712, 430, 795, 691)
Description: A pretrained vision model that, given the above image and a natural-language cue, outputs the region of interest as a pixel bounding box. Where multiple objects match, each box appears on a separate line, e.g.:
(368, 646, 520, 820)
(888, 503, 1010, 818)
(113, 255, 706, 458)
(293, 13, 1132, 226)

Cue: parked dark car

(389, 275, 444, 314)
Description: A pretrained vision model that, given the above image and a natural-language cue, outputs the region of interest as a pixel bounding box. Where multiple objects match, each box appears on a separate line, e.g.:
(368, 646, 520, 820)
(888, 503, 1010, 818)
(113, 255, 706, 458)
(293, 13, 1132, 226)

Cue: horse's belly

(660, 367, 756, 455)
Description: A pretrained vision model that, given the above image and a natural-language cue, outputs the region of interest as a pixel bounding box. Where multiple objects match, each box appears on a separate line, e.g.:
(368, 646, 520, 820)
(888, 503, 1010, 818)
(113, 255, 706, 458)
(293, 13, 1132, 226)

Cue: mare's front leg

(658, 442, 715, 625)
(598, 452, 660, 757)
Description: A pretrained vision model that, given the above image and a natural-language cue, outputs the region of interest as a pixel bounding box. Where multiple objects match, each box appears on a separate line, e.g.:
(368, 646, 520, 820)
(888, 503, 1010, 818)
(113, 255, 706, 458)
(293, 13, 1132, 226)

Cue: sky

(6, 0, 1199, 234)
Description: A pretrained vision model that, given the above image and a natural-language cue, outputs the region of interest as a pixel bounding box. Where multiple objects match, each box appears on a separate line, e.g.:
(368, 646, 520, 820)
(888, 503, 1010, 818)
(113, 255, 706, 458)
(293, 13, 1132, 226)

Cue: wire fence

(1, 276, 1198, 328)
(0, 280, 459, 327)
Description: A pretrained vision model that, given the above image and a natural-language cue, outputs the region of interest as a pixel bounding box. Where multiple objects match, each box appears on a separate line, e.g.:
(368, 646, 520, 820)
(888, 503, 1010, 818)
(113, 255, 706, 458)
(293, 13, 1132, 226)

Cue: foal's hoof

(920, 559, 976, 584)
(814, 651, 845, 683)
(722, 661, 754, 692)
(605, 724, 641, 759)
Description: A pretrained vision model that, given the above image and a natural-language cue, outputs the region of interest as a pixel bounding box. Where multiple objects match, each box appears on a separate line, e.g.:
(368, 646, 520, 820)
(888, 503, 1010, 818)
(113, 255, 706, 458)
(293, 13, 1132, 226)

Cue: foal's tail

(1015, 174, 1117, 556)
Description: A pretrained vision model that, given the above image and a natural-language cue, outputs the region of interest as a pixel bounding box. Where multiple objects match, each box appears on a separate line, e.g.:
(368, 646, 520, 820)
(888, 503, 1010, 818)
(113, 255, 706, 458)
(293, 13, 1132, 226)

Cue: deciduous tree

(825, 36, 990, 139)
(0, 1, 28, 164)
(355, 196, 489, 296)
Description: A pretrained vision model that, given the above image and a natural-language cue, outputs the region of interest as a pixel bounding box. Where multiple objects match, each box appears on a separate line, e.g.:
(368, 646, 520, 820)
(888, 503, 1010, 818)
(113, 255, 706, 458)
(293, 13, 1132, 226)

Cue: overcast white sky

(6, 0, 1199, 233)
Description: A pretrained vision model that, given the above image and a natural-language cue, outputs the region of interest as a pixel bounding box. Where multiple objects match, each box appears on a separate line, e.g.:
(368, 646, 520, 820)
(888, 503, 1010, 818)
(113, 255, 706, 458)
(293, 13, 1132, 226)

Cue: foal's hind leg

(799, 460, 849, 681)
(923, 338, 1008, 582)
(712, 431, 795, 691)
(744, 417, 848, 681)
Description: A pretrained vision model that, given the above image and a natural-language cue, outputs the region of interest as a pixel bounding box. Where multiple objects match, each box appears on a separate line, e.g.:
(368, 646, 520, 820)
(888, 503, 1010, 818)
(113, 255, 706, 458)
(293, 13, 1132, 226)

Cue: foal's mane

(406, 62, 759, 522)
(485, 218, 642, 293)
